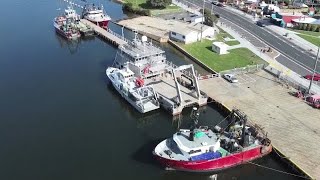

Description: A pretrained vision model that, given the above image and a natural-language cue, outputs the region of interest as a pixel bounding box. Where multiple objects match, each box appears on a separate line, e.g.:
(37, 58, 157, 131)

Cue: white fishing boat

(82, 4, 111, 29)
(106, 66, 160, 113)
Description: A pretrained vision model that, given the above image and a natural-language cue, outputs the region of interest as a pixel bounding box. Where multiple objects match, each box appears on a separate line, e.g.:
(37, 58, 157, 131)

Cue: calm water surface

(0, 0, 301, 179)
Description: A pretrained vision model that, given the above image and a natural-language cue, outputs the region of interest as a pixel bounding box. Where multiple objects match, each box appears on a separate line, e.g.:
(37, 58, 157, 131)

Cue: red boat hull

(88, 19, 109, 29)
(154, 145, 272, 172)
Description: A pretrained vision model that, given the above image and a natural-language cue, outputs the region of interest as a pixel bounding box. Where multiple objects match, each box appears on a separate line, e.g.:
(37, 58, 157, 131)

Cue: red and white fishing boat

(153, 108, 272, 172)
(82, 4, 111, 29)
(53, 16, 80, 40)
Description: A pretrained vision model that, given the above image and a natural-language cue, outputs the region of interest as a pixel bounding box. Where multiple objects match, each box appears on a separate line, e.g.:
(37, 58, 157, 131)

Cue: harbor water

(0, 0, 302, 179)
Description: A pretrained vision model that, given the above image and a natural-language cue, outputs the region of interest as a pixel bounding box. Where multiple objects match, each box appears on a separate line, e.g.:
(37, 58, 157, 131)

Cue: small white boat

(106, 66, 160, 113)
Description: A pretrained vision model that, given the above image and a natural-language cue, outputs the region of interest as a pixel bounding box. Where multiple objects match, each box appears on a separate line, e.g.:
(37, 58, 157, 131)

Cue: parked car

(304, 73, 320, 81)
(256, 21, 265, 27)
(223, 74, 238, 83)
(212, 1, 219, 5)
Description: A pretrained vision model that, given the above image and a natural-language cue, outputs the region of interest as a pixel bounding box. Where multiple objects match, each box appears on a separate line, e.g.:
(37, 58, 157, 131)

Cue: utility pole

(308, 46, 320, 94)
(122, 25, 124, 40)
(211, 3, 213, 14)
(200, 0, 205, 42)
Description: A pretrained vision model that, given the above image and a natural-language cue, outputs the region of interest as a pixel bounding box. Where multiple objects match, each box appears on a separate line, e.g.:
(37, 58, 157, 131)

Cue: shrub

(311, 24, 318, 32)
(122, 3, 151, 16)
(302, 23, 308, 30)
(306, 24, 312, 31)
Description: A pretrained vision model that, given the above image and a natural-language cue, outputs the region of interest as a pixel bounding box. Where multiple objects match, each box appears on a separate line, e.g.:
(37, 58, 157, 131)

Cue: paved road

(181, 0, 319, 75)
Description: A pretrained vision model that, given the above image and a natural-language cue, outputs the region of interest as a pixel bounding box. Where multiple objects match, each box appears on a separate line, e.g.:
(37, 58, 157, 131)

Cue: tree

(202, 9, 218, 27)
(147, 0, 172, 8)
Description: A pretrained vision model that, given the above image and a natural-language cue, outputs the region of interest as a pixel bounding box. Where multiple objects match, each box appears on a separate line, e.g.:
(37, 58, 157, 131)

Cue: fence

(106, 28, 130, 43)
(172, 0, 201, 15)
(264, 65, 307, 92)
(219, 64, 265, 75)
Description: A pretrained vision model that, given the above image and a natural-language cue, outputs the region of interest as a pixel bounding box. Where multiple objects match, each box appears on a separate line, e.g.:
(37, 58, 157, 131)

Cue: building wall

(201, 27, 215, 38)
(169, 31, 198, 44)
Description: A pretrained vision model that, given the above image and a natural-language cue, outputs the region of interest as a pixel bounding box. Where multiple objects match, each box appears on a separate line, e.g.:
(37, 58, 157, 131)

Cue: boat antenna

(190, 107, 199, 128)
(134, 30, 138, 41)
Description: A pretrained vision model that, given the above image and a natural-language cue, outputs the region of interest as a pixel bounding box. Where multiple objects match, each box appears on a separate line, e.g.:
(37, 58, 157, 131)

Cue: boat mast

(189, 107, 200, 141)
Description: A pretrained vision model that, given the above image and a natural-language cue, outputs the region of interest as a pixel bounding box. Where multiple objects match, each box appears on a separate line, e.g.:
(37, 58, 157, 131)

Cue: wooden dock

(199, 70, 320, 179)
(80, 19, 128, 47)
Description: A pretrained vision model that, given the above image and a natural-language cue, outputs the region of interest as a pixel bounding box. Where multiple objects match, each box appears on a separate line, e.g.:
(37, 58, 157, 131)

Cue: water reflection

(54, 33, 96, 54)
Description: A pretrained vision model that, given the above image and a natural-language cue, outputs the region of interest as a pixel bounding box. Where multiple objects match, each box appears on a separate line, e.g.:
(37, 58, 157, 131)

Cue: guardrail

(106, 28, 130, 43)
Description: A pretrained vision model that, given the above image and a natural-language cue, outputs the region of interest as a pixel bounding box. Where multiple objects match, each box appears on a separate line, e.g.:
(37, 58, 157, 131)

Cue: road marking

(182, 0, 314, 74)
(221, 18, 314, 73)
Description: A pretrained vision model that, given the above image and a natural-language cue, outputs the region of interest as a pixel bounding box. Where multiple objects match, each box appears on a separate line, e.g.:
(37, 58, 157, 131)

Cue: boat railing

(164, 61, 194, 78)
(106, 28, 130, 43)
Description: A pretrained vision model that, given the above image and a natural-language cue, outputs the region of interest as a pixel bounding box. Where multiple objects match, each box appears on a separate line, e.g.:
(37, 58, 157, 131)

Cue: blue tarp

(190, 152, 222, 161)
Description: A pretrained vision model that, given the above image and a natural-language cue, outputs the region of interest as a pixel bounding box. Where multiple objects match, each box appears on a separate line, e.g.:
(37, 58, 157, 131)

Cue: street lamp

(307, 46, 319, 94)
(200, 0, 205, 42)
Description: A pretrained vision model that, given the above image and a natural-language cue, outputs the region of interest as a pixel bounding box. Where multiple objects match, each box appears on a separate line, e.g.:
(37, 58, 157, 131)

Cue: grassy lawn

(125, 0, 147, 8)
(289, 29, 320, 46)
(181, 40, 264, 72)
(297, 34, 320, 46)
(225, 40, 240, 46)
(124, 0, 180, 11)
(291, 29, 320, 37)
(216, 27, 234, 40)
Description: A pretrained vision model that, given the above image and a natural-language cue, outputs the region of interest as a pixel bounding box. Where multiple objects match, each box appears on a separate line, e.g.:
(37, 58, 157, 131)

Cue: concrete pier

(80, 19, 128, 47)
(199, 70, 320, 179)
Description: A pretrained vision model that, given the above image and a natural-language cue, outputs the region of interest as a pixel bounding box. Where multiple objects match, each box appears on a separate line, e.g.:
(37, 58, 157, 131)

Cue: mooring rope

(245, 161, 311, 179)
(215, 113, 232, 127)
(225, 152, 311, 179)
(272, 148, 290, 159)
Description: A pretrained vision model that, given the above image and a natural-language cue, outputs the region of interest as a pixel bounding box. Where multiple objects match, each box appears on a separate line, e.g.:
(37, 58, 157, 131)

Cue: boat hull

(106, 68, 159, 113)
(153, 145, 272, 172)
(86, 19, 109, 29)
(54, 23, 80, 40)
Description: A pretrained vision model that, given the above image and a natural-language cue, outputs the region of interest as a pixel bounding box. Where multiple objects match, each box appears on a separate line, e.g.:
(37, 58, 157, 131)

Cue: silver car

(223, 74, 238, 83)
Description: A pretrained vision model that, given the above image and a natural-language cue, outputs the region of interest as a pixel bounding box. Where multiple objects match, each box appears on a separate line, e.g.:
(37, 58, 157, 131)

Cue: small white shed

(212, 42, 228, 55)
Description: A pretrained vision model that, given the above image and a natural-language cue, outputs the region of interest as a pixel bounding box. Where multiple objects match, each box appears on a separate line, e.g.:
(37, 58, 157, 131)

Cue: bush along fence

(296, 23, 320, 32)
(122, 3, 151, 16)
(219, 64, 265, 75)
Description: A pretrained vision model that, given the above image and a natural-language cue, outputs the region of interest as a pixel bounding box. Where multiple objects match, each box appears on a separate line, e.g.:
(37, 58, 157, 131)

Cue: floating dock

(80, 19, 128, 47)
